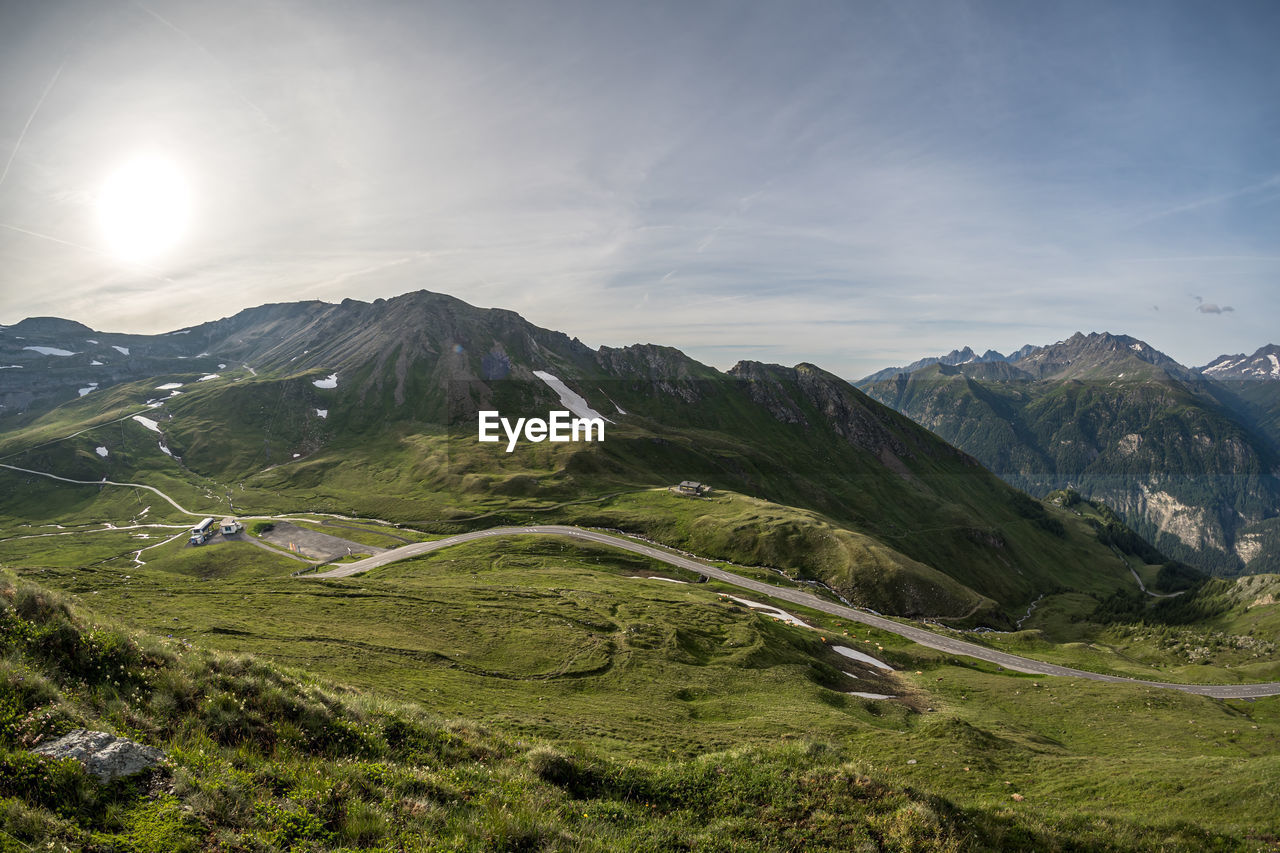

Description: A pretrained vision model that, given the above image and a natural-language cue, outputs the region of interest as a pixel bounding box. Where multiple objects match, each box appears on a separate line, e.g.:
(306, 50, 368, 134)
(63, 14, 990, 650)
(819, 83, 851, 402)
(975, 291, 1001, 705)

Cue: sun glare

(96, 154, 191, 263)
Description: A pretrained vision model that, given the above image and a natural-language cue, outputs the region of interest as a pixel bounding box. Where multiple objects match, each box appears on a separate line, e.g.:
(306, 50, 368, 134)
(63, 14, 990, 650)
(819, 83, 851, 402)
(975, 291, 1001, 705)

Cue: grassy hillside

(0, 293, 1155, 625)
(3, 368, 1143, 623)
(2, 527, 1280, 840)
(5, 570, 1280, 851)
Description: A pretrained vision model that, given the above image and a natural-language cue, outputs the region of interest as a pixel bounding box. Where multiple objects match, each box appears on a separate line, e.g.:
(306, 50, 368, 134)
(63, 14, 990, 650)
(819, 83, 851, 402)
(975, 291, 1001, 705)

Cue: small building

(674, 480, 711, 496)
(220, 517, 242, 536)
(189, 517, 216, 545)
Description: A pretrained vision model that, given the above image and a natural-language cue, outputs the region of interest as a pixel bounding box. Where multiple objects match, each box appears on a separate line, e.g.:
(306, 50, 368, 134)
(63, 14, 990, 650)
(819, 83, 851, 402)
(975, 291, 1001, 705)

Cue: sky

(0, 0, 1277, 378)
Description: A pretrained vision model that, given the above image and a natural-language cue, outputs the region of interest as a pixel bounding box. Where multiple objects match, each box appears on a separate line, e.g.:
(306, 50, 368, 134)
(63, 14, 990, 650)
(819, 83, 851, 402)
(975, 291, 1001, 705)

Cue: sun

(96, 154, 191, 263)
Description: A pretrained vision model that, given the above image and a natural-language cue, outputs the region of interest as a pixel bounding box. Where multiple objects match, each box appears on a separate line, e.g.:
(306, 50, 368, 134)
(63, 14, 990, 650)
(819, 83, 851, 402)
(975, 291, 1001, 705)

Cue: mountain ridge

(0, 289, 1164, 626)
(858, 333, 1280, 575)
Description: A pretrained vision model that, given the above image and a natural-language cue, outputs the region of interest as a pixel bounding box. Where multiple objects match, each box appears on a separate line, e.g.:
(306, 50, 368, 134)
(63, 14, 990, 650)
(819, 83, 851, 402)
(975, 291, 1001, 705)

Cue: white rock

(31, 730, 164, 783)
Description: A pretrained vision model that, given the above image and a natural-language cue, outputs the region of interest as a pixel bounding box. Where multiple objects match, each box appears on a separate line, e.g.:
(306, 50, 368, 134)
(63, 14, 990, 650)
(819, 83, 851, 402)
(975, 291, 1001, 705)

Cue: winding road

(4, 448, 1276, 700)
(0, 463, 202, 515)
(309, 525, 1280, 699)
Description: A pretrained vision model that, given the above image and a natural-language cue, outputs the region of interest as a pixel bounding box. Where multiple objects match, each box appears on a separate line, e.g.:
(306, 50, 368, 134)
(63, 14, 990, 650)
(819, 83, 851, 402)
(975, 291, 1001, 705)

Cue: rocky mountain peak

(1199, 344, 1280, 381)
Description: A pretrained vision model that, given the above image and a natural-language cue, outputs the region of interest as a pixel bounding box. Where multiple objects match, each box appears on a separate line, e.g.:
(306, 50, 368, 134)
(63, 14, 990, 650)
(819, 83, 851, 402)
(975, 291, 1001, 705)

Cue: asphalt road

(0, 462, 201, 515)
(308, 525, 1280, 699)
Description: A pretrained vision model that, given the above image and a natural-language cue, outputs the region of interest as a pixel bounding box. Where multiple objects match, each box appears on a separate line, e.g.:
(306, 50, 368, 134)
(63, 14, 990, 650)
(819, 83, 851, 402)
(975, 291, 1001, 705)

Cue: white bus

(189, 517, 216, 545)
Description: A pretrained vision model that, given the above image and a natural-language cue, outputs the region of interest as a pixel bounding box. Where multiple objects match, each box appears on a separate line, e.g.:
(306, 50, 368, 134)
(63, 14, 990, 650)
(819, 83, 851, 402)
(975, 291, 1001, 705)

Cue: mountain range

(8, 291, 1280, 851)
(858, 333, 1280, 575)
(0, 292, 1180, 628)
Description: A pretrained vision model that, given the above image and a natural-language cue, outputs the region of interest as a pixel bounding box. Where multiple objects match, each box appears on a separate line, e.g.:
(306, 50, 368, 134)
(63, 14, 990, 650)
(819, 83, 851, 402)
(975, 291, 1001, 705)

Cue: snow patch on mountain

(312, 373, 338, 389)
(531, 371, 609, 422)
(832, 646, 894, 671)
(727, 596, 811, 628)
(22, 346, 75, 357)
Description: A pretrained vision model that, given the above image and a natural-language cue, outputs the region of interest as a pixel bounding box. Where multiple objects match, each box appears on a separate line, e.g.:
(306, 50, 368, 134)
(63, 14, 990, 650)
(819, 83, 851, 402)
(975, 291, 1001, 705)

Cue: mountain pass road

(307, 525, 1280, 699)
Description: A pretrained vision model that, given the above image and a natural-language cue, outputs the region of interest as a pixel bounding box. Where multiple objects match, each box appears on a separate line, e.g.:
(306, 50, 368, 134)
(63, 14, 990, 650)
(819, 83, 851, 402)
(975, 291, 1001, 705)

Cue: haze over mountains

(859, 333, 1280, 575)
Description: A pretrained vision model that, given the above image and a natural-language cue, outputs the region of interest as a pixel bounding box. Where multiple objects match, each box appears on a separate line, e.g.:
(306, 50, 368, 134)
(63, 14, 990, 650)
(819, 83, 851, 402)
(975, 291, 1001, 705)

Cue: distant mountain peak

(1010, 332, 1192, 381)
(8, 316, 95, 336)
(857, 332, 1204, 388)
(858, 345, 1013, 385)
(1199, 344, 1280, 381)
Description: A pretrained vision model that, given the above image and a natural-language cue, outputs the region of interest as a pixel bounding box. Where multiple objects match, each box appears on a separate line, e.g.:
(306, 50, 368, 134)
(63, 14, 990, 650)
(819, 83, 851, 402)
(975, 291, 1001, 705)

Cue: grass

(955, 574, 1280, 684)
(4, 362, 1280, 847)
(4, 533, 1280, 847)
(2, 570, 1272, 852)
(0, 361, 1150, 627)
(5, 535, 905, 760)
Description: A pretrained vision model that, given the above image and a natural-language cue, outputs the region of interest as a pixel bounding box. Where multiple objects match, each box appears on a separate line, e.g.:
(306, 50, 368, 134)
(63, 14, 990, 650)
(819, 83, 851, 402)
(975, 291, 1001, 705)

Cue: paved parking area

(258, 521, 386, 561)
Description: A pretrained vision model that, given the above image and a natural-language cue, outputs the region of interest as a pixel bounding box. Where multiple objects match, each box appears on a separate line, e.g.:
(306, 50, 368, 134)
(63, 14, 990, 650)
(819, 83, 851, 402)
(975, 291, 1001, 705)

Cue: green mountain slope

(0, 293, 1156, 626)
(3, 556, 1278, 851)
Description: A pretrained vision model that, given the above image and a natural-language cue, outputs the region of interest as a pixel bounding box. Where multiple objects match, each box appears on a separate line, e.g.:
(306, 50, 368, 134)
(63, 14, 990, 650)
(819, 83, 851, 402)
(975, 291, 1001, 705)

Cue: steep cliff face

(860, 334, 1280, 575)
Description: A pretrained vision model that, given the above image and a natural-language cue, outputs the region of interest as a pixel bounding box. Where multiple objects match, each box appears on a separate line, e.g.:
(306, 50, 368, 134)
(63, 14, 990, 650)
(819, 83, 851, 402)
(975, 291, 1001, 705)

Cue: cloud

(3, 1, 1279, 377)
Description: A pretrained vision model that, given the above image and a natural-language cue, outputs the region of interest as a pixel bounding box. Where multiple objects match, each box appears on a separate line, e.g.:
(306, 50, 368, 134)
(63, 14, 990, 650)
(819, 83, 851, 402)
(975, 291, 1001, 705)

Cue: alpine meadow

(2, 2, 1280, 851)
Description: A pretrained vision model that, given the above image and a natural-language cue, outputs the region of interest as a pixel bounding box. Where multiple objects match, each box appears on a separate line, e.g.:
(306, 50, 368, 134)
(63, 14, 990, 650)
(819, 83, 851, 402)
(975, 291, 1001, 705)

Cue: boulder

(31, 729, 165, 783)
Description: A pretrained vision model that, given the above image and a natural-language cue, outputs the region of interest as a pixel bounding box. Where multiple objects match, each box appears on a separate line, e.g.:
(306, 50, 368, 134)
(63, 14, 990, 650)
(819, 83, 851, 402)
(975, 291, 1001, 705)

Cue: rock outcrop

(31, 729, 165, 783)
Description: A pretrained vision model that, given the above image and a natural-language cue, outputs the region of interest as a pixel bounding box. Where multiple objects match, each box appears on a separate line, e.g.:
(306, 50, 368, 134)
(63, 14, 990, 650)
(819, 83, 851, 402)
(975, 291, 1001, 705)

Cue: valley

(5, 1, 1280, 846)
(2, 294, 1280, 850)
